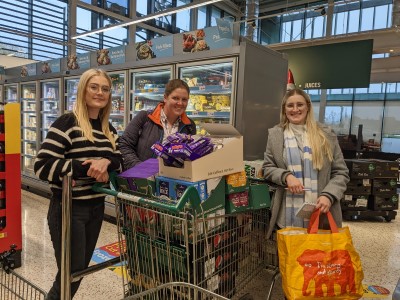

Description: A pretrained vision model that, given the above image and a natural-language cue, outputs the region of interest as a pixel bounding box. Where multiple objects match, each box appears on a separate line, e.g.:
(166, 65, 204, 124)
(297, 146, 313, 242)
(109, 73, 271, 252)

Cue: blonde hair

(280, 88, 333, 170)
(73, 68, 116, 150)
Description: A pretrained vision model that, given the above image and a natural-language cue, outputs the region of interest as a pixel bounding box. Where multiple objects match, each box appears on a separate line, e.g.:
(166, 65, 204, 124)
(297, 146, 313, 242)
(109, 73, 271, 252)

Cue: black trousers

(46, 199, 104, 300)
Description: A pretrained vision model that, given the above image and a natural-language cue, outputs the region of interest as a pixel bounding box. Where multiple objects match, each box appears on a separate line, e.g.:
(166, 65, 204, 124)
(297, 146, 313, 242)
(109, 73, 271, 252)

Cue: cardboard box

(155, 176, 208, 201)
(117, 158, 158, 196)
(345, 159, 375, 179)
(345, 179, 371, 195)
(372, 178, 398, 195)
(368, 194, 399, 211)
(341, 194, 368, 210)
(371, 159, 399, 178)
(158, 124, 244, 182)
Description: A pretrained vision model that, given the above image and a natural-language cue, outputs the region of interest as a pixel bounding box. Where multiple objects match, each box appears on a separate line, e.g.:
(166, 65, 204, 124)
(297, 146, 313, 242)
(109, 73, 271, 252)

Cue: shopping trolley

(0, 245, 47, 300)
(94, 174, 280, 300)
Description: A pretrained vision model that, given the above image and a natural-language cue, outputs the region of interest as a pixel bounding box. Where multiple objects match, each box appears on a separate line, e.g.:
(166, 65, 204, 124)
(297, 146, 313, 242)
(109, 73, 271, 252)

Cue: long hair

(73, 68, 116, 150)
(280, 88, 333, 170)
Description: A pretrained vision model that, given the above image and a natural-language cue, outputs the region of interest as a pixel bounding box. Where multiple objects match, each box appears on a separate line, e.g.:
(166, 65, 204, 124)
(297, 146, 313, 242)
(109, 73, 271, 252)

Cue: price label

(191, 111, 198, 116)
(199, 85, 206, 91)
(154, 88, 159, 93)
(207, 112, 215, 117)
(222, 84, 230, 89)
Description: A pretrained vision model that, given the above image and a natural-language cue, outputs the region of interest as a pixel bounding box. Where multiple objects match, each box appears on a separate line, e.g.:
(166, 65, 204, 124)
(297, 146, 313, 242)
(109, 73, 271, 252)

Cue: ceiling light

(390, 49, 394, 52)
(72, 0, 223, 40)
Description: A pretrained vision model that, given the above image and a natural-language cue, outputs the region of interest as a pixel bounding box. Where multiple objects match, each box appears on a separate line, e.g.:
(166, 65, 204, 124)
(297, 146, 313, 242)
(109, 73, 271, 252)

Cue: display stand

(0, 103, 22, 267)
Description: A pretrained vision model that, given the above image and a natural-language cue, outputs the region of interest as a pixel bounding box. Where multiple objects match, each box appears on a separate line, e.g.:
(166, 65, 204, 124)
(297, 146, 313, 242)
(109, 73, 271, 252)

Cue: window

(360, 7, 374, 31)
(334, 11, 348, 35)
(198, 6, 207, 29)
(325, 104, 352, 135)
(312, 16, 325, 38)
(351, 101, 384, 141)
(137, 0, 147, 16)
(348, 10, 360, 32)
(374, 5, 389, 29)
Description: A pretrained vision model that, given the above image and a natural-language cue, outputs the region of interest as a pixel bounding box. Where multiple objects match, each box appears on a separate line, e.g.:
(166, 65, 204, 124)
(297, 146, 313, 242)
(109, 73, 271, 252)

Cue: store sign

(109, 45, 125, 64)
(40, 59, 60, 74)
(135, 40, 156, 61)
(152, 35, 173, 58)
(216, 18, 233, 39)
(281, 39, 373, 89)
(20, 63, 36, 77)
(204, 26, 233, 50)
(77, 53, 90, 70)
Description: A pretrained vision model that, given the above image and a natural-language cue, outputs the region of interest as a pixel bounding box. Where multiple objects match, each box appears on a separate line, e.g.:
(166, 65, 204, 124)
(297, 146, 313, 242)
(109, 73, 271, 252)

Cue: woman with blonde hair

(34, 68, 122, 299)
(262, 88, 349, 239)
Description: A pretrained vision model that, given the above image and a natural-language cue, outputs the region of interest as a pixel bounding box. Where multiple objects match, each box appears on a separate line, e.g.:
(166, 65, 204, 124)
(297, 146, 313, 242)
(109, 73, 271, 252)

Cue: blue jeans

(46, 199, 104, 300)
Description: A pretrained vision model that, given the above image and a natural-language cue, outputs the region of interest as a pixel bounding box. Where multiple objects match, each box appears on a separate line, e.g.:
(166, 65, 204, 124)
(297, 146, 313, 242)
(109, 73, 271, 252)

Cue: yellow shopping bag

(277, 210, 364, 300)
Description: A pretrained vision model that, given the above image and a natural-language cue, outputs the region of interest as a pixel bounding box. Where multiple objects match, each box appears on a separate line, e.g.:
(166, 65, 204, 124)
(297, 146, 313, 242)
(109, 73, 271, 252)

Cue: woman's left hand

(315, 195, 331, 213)
(82, 158, 111, 182)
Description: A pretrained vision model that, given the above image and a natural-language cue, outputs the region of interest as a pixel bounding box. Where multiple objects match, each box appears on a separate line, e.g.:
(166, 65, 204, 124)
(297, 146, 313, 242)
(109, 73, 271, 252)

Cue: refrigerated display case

(129, 66, 173, 120)
(64, 76, 79, 112)
(21, 81, 38, 176)
(109, 71, 127, 135)
(178, 59, 236, 134)
(40, 79, 61, 143)
(4, 84, 18, 104)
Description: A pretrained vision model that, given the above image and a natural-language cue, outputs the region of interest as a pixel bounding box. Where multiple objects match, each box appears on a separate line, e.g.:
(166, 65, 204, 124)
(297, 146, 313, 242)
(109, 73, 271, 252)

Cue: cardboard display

(158, 124, 244, 182)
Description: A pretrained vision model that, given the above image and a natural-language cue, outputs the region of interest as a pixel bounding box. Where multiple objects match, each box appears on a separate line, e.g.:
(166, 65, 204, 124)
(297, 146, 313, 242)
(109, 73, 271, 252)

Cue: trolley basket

(94, 174, 279, 299)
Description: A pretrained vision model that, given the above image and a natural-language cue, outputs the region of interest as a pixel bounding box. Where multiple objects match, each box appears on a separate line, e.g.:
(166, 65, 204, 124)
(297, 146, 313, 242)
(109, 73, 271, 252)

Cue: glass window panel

(137, 0, 147, 15)
(324, 104, 352, 135)
(198, 6, 207, 29)
(304, 17, 313, 39)
(77, 8, 94, 31)
(312, 102, 320, 121)
(355, 87, 368, 93)
(292, 19, 302, 40)
(369, 83, 383, 93)
(386, 83, 397, 93)
(176, 0, 191, 32)
(374, 5, 388, 29)
(281, 22, 291, 42)
(382, 101, 400, 153)
(210, 6, 222, 26)
(348, 10, 360, 32)
(313, 16, 325, 38)
(388, 4, 393, 27)
(335, 11, 347, 35)
(361, 7, 374, 31)
(351, 101, 383, 142)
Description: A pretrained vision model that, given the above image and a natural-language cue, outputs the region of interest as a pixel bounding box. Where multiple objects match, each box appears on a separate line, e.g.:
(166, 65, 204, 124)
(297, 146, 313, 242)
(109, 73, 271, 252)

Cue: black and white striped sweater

(34, 113, 122, 202)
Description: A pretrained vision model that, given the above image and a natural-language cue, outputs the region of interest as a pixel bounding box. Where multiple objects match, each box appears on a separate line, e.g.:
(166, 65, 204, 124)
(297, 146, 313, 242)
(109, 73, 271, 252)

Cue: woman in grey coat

(262, 88, 349, 239)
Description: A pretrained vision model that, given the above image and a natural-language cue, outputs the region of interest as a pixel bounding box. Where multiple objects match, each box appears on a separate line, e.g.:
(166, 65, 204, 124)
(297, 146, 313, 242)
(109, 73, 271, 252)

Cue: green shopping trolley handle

(92, 183, 201, 213)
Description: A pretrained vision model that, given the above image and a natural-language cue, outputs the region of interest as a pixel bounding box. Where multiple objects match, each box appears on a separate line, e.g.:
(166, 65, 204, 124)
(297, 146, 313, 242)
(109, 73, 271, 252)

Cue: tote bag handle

(307, 209, 339, 234)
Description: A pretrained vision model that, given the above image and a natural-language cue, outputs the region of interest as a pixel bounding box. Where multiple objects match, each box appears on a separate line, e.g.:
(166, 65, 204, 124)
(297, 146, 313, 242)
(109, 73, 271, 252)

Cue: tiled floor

(4, 190, 400, 299)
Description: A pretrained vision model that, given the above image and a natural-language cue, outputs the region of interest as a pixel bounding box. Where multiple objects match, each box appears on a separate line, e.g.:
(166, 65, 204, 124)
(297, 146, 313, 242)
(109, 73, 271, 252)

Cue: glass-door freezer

(64, 77, 79, 112)
(109, 72, 127, 135)
(40, 79, 61, 143)
(4, 84, 19, 104)
(129, 66, 172, 120)
(177, 58, 236, 134)
(21, 81, 38, 175)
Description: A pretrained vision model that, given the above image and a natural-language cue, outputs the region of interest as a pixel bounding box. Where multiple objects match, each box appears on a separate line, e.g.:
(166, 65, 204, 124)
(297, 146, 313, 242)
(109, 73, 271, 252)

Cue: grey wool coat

(262, 123, 350, 239)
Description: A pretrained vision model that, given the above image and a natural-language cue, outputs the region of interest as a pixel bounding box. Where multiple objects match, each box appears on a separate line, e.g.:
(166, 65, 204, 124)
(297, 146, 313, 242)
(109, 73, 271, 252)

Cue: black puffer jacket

(119, 103, 196, 170)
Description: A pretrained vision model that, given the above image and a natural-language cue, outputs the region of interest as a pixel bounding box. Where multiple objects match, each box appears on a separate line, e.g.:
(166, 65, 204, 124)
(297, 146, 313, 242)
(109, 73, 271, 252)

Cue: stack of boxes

(343, 159, 399, 215)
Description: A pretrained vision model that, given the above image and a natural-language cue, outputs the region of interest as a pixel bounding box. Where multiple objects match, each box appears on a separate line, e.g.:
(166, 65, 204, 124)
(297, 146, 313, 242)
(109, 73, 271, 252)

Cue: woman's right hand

(286, 174, 305, 194)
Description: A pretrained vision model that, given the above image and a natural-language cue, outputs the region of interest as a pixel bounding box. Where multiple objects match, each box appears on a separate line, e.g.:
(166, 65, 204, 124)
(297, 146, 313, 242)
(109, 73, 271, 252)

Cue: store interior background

(1, 0, 400, 155)
(1, 1, 400, 299)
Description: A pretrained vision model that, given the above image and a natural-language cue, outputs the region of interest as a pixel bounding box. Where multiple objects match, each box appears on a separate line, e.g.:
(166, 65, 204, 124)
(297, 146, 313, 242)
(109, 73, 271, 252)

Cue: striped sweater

(34, 113, 122, 201)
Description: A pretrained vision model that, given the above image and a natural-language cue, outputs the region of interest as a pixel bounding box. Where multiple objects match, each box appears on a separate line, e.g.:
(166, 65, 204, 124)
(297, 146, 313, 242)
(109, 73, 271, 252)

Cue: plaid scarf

(284, 126, 318, 228)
